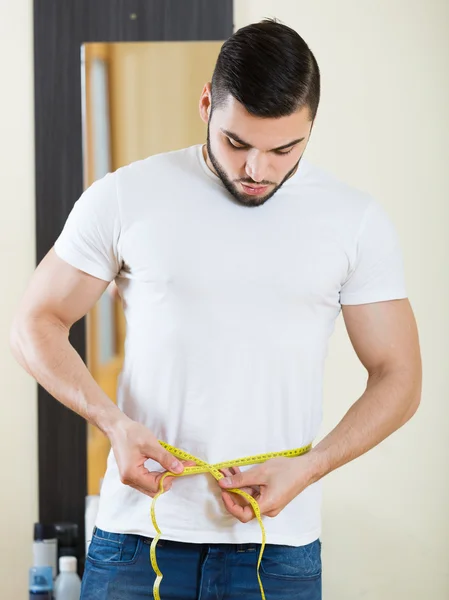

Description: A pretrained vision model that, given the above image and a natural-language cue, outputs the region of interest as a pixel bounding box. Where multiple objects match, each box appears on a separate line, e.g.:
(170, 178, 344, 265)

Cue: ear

(199, 82, 212, 125)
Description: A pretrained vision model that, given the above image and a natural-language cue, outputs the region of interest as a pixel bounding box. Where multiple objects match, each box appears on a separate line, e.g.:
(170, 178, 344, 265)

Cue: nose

(245, 149, 268, 183)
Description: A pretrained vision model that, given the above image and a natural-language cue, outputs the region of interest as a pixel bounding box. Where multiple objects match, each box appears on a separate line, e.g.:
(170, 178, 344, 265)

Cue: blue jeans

(81, 527, 322, 599)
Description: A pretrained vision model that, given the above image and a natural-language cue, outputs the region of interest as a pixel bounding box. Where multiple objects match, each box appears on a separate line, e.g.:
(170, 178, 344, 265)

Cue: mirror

(80, 41, 223, 499)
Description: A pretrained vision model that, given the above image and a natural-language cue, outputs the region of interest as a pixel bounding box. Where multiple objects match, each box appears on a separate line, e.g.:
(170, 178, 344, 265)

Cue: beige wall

(0, 0, 37, 595)
(234, 1, 449, 598)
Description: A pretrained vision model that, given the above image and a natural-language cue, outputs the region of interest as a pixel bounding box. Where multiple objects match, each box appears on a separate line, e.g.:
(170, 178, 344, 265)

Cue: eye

(274, 147, 294, 156)
(227, 138, 248, 150)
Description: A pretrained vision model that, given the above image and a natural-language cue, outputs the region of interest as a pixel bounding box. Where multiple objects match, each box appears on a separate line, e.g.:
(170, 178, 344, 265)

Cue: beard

(206, 126, 301, 208)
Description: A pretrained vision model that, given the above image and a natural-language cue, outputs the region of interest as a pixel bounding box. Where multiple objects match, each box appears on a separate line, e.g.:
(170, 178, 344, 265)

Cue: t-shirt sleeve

(340, 200, 407, 305)
(53, 172, 121, 282)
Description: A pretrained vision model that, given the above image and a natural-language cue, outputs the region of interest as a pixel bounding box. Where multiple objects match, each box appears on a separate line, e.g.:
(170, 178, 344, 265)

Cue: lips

(240, 183, 269, 196)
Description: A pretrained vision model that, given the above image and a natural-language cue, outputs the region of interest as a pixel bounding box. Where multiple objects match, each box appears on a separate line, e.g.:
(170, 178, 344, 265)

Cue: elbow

(373, 362, 422, 427)
(9, 315, 33, 373)
(401, 377, 422, 425)
(391, 355, 422, 426)
(408, 389, 421, 420)
(10, 316, 23, 359)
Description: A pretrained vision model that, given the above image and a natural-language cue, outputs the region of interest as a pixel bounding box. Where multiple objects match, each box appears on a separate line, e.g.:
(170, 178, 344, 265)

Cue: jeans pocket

(87, 529, 143, 566)
(260, 539, 322, 581)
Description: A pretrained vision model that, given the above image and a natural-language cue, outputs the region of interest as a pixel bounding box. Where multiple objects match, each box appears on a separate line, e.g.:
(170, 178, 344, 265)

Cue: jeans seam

(87, 537, 143, 567)
(92, 533, 122, 546)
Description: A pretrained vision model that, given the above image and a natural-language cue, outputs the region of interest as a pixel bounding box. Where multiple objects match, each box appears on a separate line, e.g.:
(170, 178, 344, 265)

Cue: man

(11, 19, 421, 600)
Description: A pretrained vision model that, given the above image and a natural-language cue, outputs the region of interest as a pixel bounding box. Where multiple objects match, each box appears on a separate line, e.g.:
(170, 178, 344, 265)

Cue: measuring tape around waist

(149, 441, 313, 600)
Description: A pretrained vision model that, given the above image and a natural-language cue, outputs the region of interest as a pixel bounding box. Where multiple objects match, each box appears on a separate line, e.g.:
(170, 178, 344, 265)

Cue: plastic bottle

(54, 556, 81, 600)
(29, 566, 53, 599)
(33, 523, 58, 581)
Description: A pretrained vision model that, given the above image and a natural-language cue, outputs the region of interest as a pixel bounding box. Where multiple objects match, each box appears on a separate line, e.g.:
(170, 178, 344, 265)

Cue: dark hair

(211, 18, 320, 121)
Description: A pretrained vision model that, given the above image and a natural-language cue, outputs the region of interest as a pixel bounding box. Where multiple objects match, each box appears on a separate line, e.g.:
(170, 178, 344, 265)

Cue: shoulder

(299, 158, 373, 217)
(292, 158, 379, 244)
(114, 145, 200, 187)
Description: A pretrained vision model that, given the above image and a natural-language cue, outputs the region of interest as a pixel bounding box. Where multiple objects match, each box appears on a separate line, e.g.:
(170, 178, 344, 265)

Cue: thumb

(154, 444, 184, 474)
(218, 465, 264, 489)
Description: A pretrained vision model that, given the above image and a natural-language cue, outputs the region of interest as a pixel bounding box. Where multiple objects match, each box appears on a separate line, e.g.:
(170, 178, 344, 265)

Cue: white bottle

(54, 557, 81, 600)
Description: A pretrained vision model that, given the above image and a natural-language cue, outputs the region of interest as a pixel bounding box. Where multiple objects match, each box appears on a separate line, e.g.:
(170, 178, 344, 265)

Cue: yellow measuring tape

(149, 441, 312, 600)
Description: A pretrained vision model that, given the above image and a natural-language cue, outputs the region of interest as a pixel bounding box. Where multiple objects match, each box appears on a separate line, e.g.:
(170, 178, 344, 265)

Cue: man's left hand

(218, 455, 317, 523)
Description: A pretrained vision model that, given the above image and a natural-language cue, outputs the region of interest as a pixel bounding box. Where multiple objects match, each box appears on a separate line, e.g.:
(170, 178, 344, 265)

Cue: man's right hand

(109, 417, 195, 497)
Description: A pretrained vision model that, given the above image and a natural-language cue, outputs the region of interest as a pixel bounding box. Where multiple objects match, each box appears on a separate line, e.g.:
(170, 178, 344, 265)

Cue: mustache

(236, 178, 275, 186)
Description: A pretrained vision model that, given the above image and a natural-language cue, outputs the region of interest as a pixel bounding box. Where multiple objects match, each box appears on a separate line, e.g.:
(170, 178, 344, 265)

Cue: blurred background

(1, 0, 448, 598)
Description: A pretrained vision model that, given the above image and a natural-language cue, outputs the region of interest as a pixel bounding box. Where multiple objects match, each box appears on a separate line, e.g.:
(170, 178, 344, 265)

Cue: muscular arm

(308, 298, 422, 481)
(218, 298, 422, 521)
(10, 249, 185, 494)
(10, 248, 123, 435)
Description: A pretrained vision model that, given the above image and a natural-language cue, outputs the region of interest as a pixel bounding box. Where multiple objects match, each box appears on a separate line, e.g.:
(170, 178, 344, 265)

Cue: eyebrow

(221, 129, 305, 152)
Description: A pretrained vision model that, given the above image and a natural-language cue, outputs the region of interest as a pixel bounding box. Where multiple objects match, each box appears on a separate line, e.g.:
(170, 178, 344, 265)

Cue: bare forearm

(10, 315, 127, 436)
(306, 368, 421, 483)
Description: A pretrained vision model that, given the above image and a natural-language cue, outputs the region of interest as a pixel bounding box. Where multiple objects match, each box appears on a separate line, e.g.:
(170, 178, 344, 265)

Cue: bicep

(15, 248, 110, 330)
(342, 299, 421, 376)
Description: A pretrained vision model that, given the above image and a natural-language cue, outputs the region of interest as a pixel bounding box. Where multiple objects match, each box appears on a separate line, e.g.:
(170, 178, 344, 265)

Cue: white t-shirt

(54, 144, 407, 546)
